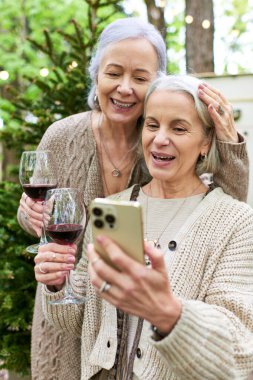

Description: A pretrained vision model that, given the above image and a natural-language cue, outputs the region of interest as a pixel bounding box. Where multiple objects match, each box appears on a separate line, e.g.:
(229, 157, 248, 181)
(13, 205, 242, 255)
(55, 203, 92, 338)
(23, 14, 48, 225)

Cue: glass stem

(64, 272, 74, 298)
(40, 201, 48, 245)
(40, 224, 47, 245)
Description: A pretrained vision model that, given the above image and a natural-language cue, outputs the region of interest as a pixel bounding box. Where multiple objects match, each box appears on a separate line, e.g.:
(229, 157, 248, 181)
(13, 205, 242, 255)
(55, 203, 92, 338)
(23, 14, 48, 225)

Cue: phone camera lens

(105, 214, 115, 224)
(93, 207, 102, 216)
(94, 219, 104, 228)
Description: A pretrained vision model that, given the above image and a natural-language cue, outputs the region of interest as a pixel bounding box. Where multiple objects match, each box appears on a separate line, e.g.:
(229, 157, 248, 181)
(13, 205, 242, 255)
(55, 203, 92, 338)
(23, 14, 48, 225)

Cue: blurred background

(0, 0, 252, 378)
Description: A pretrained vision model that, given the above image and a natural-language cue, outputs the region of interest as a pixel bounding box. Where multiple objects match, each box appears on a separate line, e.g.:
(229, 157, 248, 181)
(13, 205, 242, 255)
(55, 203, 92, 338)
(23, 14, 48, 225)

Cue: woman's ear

(201, 133, 212, 156)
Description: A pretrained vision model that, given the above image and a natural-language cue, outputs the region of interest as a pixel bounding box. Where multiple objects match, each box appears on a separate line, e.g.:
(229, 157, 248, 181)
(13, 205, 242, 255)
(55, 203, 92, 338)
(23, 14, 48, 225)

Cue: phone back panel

(90, 198, 144, 267)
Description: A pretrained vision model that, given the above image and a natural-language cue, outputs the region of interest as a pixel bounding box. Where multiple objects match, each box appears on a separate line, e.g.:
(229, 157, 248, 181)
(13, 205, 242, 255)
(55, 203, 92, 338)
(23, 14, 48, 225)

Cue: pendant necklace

(145, 180, 205, 249)
(97, 113, 139, 177)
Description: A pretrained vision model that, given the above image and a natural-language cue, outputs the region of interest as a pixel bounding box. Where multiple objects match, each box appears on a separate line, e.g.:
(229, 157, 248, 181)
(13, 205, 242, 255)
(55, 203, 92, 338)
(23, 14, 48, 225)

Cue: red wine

(46, 223, 83, 245)
(22, 184, 56, 201)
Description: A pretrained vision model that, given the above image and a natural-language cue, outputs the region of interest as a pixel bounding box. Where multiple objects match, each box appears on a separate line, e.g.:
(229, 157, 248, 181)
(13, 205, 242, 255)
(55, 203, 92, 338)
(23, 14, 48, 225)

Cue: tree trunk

(185, 0, 214, 73)
(144, 0, 166, 40)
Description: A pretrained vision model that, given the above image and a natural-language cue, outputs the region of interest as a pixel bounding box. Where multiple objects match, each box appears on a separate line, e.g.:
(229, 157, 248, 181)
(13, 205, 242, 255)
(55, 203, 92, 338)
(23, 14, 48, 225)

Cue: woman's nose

(117, 77, 133, 95)
(153, 130, 170, 145)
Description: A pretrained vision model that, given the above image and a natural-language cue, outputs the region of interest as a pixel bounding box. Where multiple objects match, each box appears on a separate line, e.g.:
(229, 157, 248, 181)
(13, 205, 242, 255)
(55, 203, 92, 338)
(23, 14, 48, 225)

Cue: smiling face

(142, 89, 210, 189)
(96, 38, 159, 129)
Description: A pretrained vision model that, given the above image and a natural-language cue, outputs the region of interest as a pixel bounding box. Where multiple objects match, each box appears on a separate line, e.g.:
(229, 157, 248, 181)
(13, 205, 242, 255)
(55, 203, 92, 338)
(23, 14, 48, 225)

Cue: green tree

(0, 0, 124, 375)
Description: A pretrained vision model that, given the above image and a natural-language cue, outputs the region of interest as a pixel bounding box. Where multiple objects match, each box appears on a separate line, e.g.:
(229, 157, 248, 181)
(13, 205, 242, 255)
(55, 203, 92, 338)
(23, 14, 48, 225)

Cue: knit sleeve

(213, 134, 249, 202)
(41, 224, 93, 337)
(149, 208, 253, 379)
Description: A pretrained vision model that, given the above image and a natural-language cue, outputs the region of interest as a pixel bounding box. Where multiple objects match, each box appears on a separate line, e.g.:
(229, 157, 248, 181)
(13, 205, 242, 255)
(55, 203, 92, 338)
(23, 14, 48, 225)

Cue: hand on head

(198, 82, 238, 143)
(19, 192, 44, 236)
(34, 243, 77, 289)
(87, 236, 181, 333)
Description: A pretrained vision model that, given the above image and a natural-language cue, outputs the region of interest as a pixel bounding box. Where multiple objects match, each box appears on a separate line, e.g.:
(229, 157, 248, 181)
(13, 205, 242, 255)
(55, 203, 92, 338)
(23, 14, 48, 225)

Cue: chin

(111, 114, 137, 125)
(149, 171, 170, 182)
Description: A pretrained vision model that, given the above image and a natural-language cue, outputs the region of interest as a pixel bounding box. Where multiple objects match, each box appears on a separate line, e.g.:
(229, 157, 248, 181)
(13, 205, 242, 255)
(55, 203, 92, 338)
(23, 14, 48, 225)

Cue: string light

(202, 19, 211, 29)
(185, 15, 194, 24)
(71, 61, 78, 68)
(40, 68, 49, 77)
(158, 0, 166, 7)
(68, 61, 78, 71)
(0, 70, 9, 80)
(155, 0, 166, 7)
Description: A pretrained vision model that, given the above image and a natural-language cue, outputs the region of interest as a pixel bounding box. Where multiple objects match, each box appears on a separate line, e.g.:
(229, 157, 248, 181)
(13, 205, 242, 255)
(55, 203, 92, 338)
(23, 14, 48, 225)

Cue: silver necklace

(145, 181, 204, 249)
(97, 113, 139, 177)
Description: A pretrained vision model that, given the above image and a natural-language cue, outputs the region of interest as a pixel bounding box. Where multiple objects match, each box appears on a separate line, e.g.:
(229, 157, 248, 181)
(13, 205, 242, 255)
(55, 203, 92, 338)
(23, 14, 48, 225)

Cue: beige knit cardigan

(17, 111, 249, 380)
(42, 186, 253, 380)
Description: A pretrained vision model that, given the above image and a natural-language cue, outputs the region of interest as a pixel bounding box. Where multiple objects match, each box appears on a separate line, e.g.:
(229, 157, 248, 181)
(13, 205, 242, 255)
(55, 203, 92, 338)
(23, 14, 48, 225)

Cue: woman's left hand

(198, 82, 238, 143)
(87, 237, 182, 334)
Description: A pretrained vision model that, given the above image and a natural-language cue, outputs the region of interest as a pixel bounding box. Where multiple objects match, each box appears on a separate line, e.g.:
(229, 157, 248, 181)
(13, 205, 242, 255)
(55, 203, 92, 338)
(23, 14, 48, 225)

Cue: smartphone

(90, 198, 144, 268)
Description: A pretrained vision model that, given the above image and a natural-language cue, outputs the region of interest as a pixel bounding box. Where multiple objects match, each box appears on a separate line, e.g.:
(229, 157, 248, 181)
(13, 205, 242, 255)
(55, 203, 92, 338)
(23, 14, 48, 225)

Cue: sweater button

(107, 340, 110, 348)
(136, 347, 142, 358)
(168, 240, 177, 251)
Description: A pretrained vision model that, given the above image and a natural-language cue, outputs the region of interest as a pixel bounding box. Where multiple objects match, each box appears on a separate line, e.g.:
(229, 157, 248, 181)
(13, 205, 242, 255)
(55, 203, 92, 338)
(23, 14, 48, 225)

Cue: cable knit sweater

(42, 186, 253, 380)
(17, 111, 249, 380)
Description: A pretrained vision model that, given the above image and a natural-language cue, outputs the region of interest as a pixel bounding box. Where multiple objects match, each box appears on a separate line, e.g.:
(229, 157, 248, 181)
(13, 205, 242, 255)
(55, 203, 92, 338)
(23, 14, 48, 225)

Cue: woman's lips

(150, 152, 176, 168)
(111, 98, 136, 110)
(152, 152, 175, 161)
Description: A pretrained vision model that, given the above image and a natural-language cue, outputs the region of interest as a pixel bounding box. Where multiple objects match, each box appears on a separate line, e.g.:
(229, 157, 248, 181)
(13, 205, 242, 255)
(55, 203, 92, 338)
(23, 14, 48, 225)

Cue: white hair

(144, 74, 220, 175)
(87, 17, 167, 109)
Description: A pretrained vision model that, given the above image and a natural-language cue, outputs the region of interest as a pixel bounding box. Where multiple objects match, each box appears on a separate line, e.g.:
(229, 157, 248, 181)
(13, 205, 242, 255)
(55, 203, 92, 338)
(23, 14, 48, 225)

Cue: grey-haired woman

(19, 18, 248, 380)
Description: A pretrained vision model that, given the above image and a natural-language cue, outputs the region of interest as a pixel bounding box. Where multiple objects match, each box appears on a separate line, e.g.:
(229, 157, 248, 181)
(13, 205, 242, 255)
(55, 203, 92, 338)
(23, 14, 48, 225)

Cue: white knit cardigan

(42, 186, 253, 380)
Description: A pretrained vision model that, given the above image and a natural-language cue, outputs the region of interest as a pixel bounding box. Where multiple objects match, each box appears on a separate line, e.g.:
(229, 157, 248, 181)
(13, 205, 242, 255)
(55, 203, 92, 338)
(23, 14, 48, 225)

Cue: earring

(200, 152, 207, 161)
(94, 94, 100, 108)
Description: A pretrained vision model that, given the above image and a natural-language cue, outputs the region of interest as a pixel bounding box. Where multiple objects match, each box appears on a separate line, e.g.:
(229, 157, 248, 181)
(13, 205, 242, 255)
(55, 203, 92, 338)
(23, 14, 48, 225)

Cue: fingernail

(199, 84, 204, 90)
(66, 264, 74, 270)
(96, 235, 105, 244)
(87, 243, 92, 253)
(210, 104, 214, 110)
(67, 256, 75, 263)
(198, 89, 204, 96)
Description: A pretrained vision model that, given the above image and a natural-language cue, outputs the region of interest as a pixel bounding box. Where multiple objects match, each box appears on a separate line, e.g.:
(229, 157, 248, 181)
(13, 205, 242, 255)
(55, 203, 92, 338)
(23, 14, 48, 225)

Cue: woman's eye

(106, 72, 120, 77)
(135, 77, 148, 82)
(145, 123, 158, 130)
(173, 127, 187, 134)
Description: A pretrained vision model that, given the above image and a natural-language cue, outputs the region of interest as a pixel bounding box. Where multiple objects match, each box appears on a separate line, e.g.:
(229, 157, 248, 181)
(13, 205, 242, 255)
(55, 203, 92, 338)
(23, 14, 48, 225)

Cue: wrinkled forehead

(144, 88, 196, 115)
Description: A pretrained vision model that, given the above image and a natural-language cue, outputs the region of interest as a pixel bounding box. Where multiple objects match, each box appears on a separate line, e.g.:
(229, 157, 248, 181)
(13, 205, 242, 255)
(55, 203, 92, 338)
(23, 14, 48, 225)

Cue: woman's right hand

(34, 243, 77, 289)
(19, 192, 44, 236)
(198, 82, 238, 143)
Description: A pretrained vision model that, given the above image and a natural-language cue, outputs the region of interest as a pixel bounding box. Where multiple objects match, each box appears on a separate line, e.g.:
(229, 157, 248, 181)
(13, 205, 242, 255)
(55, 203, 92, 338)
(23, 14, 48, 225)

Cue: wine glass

(44, 188, 86, 305)
(19, 150, 57, 254)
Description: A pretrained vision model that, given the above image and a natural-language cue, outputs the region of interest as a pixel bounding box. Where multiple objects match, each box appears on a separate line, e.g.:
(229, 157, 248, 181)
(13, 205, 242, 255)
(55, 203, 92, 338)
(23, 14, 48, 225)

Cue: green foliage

(0, 0, 124, 151)
(2, 21, 92, 151)
(218, 0, 253, 73)
(0, 182, 36, 375)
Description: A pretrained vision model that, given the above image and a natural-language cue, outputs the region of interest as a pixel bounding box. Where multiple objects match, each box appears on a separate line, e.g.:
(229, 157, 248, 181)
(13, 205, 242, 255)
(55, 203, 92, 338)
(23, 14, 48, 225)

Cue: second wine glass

(44, 188, 86, 305)
(19, 150, 57, 254)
